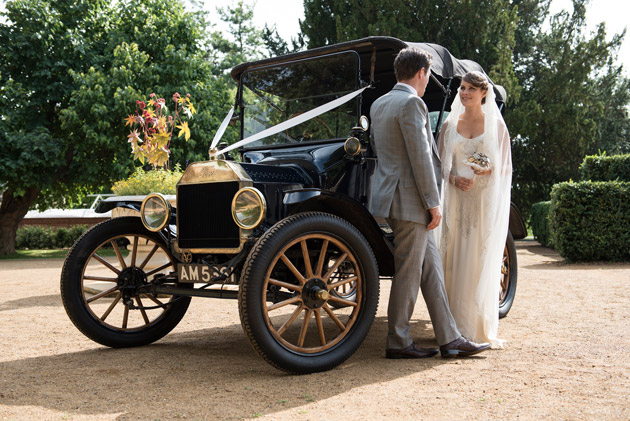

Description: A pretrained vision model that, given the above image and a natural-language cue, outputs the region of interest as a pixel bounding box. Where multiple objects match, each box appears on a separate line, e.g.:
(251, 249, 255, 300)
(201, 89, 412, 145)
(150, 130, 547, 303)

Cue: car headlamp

(359, 115, 369, 131)
(231, 187, 266, 229)
(344, 136, 361, 156)
(140, 193, 172, 232)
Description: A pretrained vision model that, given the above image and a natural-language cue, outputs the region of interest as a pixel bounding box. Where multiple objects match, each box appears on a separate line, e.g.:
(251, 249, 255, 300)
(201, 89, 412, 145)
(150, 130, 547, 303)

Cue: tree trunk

(0, 187, 41, 255)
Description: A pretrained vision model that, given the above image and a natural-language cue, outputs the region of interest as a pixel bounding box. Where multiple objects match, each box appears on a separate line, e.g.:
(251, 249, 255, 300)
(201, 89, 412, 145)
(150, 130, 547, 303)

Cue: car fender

(509, 202, 527, 240)
(95, 196, 146, 213)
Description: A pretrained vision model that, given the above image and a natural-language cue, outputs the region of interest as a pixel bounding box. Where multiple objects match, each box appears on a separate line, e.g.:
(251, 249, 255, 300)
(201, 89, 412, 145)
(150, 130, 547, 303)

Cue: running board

(150, 285, 295, 302)
(152, 285, 239, 299)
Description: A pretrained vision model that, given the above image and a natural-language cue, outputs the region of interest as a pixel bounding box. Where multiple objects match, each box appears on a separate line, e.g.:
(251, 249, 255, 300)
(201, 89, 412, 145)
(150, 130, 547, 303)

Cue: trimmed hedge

(16, 225, 87, 250)
(579, 154, 630, 182)
(530, 201, 552, 247)
(550, 181, 630, 261)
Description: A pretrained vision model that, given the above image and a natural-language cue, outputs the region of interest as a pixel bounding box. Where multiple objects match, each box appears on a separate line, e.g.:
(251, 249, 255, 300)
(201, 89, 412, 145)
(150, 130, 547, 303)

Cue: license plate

(178, 263, 212, 283)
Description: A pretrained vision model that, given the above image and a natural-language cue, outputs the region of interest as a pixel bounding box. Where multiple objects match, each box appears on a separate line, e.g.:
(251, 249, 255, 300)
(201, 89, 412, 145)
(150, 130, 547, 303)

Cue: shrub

(54, 228, 72, 248)
(16, 226, 52, 249)
(579, 154, 630, 182)
(16, 225, 87, 249)
(550, 181, 630, 261)
(67, 226, 87, 245)
(530, 201, 552, 247)
(111, 165, 183, 196)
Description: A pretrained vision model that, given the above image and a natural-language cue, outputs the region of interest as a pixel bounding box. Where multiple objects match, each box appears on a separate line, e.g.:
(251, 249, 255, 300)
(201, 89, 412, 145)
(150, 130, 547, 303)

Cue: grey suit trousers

(386, 218, 460, 349)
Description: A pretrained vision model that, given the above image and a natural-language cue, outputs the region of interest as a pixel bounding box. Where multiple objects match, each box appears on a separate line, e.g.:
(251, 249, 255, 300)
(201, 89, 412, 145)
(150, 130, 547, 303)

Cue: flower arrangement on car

(125, 92, 196, 169)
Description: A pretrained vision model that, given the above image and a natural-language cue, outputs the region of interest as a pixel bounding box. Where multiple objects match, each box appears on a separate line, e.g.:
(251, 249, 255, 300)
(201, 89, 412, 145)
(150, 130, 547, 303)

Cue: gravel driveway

(1, 240, 629, 420)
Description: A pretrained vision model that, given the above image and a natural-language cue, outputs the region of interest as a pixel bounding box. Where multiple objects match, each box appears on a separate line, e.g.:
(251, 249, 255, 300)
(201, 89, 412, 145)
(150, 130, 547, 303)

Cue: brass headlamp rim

(231, 187, 267, 230)
(140, 193, 172, 232)
(344, 136, 362, 156)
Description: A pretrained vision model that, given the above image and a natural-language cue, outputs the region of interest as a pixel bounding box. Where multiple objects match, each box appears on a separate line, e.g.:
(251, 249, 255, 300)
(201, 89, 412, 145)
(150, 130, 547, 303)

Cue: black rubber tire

(60, 217, 191, 348)
(238, 212, 379, 374)
(499, 231, 518, 319)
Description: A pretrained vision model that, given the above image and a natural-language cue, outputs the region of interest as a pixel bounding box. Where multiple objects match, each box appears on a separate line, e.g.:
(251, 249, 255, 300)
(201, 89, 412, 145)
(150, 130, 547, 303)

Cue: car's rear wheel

(499, 231, 517, 318)
(238, 212, 379, 374)
(327, 256, 358, 308)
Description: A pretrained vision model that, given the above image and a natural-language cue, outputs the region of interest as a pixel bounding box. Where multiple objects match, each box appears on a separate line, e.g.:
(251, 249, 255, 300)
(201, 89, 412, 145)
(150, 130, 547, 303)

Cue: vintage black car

(61, 36, 526, 374)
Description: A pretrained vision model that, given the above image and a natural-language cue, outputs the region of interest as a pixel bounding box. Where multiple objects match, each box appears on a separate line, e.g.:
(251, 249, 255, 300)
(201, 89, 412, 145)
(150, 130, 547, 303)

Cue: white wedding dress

(441, 132, 503, 347)
(436, 89, 512, 349)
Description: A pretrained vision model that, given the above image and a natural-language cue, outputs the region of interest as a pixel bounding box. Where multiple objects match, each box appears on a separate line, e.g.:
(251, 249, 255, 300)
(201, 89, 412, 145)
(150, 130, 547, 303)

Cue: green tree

(261, 24, 306, 57)
(299, 0, 520, 100)
(261, 24, 290, 56)
(590, 67, 630, 154)
(511, 0, 550, 64)
(209, 0, 265, 75)
(299, 0, 630, 220)
(507, 0, 629, 216)
(0, 0, 231, 254)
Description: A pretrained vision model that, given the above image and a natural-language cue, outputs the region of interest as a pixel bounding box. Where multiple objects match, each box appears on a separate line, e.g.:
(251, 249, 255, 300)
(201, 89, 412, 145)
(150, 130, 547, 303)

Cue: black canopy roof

(230, 36, 506, 103)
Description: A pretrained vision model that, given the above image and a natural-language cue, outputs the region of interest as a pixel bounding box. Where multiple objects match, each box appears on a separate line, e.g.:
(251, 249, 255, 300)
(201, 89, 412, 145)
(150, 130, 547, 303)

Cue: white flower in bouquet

(465, 152, 491, 172)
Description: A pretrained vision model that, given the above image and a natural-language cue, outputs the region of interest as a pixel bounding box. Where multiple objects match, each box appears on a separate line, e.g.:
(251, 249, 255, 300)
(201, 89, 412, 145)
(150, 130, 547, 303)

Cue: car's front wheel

(60, 217, 191, 348)
(238, 212, 379, 374)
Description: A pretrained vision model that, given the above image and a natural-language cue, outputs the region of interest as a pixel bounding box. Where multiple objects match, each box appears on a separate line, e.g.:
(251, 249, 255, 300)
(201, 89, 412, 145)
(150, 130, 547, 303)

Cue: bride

(436, 71, 512, 348)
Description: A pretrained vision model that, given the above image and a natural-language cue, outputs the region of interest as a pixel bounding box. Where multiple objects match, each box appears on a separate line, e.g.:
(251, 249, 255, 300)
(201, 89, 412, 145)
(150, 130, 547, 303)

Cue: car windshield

(240, 51, 360, 148)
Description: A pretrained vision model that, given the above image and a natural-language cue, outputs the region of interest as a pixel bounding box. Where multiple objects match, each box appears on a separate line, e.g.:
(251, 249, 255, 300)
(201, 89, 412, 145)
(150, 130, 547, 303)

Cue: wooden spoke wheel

(499, 246, 510, 303)
(61, 217, 190, 348)
(239, 212, 379, 374)
(498, 231, 517, 319)
(327, 258, 358, 308)
(263, 233, 362, 353)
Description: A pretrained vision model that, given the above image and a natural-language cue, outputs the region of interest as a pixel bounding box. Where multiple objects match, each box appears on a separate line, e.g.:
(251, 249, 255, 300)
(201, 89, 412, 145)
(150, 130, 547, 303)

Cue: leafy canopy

(0, 0, 235, 254)
(209, 0, 265, 76)
(0, 0, 231, 211)
(507, 0, 630, 216)
(300, 0, 630, 220)
(300, 0, 521, 101)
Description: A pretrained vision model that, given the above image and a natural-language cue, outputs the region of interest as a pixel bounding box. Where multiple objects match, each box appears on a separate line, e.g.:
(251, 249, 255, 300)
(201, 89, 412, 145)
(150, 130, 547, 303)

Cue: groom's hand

(427, 206, 442, 230)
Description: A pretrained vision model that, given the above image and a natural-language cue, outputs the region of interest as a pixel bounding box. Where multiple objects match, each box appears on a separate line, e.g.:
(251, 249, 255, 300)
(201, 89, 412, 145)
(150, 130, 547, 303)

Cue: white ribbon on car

(209, 106, 235, 150)
(213, 86, 368, 155)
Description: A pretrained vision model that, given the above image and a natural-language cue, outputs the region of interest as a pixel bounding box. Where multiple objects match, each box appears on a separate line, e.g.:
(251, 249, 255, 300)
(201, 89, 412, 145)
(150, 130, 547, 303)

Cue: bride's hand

(452, 175, 473, 191)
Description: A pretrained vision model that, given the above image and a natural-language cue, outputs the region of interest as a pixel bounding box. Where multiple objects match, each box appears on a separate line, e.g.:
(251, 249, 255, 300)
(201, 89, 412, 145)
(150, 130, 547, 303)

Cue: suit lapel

(419, 99, 440, 159)
(427, 118, 440, 158)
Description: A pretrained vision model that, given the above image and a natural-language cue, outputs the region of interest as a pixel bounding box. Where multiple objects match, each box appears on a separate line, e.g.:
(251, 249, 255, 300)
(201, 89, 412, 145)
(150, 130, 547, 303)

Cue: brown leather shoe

(386, 343, 439, 359)
(440, 337, 490, 358)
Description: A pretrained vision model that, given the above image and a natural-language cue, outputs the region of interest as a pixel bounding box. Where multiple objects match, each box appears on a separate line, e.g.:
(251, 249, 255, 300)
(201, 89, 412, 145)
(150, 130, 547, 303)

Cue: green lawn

(0, 249, 126, 260)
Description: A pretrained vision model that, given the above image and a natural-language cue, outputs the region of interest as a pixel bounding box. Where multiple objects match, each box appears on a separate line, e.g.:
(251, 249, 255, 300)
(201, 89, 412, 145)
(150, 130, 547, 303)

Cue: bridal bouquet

(465, 151, 491, 172)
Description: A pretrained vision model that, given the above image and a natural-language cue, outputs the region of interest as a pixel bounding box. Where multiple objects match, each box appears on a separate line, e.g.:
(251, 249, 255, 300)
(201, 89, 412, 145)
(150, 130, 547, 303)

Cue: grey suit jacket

(368, 84, 442, 225)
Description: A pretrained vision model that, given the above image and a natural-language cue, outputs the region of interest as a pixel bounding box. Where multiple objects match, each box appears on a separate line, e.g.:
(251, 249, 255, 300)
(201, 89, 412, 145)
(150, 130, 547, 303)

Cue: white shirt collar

(395, 82, 418, 96)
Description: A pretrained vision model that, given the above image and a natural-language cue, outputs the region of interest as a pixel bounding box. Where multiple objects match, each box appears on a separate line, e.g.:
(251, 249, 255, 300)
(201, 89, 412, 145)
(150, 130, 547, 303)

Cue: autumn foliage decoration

(125, 92, 196, 169)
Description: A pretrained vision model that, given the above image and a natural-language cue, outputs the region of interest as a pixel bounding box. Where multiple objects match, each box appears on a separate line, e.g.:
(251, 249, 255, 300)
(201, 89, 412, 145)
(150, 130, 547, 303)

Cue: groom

(369, 47, 490, 358)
